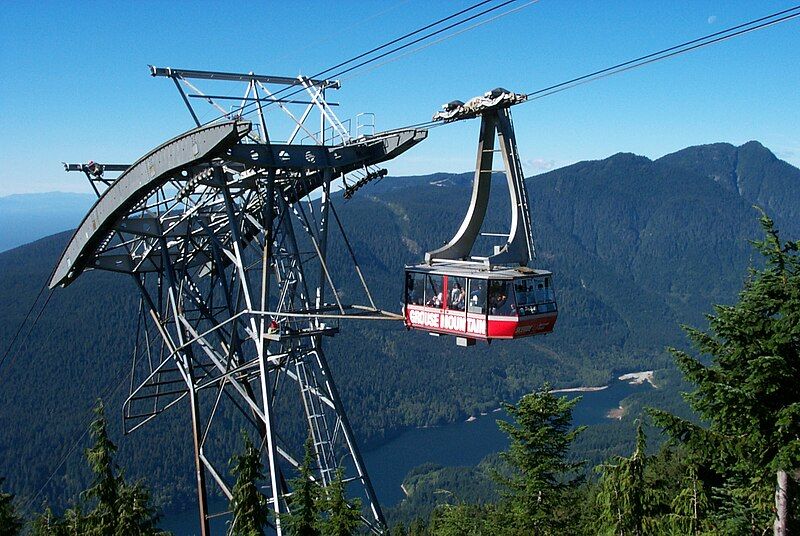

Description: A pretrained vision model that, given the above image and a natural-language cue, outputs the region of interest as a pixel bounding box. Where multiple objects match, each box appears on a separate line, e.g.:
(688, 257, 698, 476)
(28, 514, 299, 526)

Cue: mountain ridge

(0, 140, 797, 512)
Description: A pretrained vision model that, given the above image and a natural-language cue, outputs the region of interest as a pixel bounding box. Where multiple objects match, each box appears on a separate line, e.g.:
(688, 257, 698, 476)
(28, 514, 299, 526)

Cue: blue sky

(1, 0, 799, 195)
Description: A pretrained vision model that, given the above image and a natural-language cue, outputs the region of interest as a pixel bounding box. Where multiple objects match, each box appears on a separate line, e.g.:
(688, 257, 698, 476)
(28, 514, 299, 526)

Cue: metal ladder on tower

(506, 111, 535, 261)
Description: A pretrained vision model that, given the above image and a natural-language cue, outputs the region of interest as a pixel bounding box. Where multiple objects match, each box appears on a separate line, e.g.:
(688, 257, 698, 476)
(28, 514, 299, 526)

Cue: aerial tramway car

(404, 263, 557, 341)
(402, 89, 558, 345)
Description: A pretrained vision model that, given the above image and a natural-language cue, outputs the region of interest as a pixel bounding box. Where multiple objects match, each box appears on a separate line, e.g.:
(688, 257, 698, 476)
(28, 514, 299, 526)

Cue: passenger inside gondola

(513, 276, 556, 315)
(426, 274, 444, 308)
(488, 280, 515, 315)
(406, 272, 424, 305)
(449, 278, 466, 311)
(468, 279, 486, 314)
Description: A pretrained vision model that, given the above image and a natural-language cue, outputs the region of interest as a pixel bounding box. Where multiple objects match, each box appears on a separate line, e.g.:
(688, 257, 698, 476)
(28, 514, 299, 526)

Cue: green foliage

(667, 463, 712, 535)
(387, 458, 500, 527)
(282, 438, 322, 536)
(229, 431, 270, 536)
(407, 517, 429, 536)
(593, 423, 648, 535)
(493, 387, 585, 534)
(0, 478, 22, 536)
(428, 503, 495, 535)
(83, 400, 123, 533)
(650, 211, 800, 532)
(1, 142, 797, 515)
(318, 467, 362, 536)
(29, 504, 95, 536)
(30, 399, 167, 536)
(590, 422, 694, 535)
(112, 483, 166, 536)
(581, 440, 715, 535)
(29, 506, 64, 536)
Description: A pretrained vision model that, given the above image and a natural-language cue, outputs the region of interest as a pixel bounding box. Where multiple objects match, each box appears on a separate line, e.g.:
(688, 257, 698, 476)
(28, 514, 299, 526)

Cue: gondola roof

(405, 261, 552, 280)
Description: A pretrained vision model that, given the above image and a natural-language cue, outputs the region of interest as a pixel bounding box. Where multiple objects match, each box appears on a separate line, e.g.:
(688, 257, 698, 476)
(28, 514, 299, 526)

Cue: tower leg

(188, 379, 211, 536)
(122, 163, 389, 535)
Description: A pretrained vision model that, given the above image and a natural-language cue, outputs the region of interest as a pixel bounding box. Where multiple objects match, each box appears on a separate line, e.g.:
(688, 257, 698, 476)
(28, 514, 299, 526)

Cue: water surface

(162, 375, 652, 534)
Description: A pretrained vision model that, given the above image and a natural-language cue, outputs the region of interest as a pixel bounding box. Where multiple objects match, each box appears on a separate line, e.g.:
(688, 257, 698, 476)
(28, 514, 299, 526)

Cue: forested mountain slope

(0, 141, 795, 512)
(657, 140, 800, 237)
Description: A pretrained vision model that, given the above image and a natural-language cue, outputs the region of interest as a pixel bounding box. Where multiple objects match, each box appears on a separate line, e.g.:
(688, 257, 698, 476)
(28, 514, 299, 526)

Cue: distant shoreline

(607, 405, 625, 420)
(618, 370, 655, 387)
(550, 385, 609, 394)
(605, 370, 657, 419)
(462, 370, 656, 423)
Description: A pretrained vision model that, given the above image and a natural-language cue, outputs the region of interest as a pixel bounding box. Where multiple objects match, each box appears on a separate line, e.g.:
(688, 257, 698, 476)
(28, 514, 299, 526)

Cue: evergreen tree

(113, 482, 165, 536)
(407, 517, 429, 536)
(492, 386, 586, 535)
(650, 211, 800, 534)
(85, 400, 166, 535)
(30, 504, 91, 536)
(282, 437, 322, 536)
(31, 399, 167, 535)
(30, 506, 63, 536)
(667, 462, 711, 535)
(63, 505, 92, 536)
(0, 478, 22, 536)
(83, 400, 123, 534)
(229, 431, 270, 536)
(428, 503, 492, 535)
(318, 467, 361, 536)
(593, 422, 648, 536)
(390, 521, 408, 535)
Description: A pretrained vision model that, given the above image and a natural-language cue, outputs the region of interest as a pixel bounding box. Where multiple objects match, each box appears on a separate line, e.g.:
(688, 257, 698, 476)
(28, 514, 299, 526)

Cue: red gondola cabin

(403, 263, 557, 344)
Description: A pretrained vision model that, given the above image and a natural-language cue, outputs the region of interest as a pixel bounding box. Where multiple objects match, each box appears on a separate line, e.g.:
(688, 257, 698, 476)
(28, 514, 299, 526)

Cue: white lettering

(467, 317, 486, 336)
(441, 314, 466, 332)
(409, 309, 425, 325)
(410, 308, 486, 336)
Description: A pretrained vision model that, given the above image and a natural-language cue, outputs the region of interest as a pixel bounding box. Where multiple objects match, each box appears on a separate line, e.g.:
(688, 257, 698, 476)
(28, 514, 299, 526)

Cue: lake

(162, 374, 653, 534)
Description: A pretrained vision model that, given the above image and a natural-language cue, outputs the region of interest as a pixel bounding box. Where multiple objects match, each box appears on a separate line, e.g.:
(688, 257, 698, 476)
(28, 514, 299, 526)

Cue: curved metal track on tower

(51, 121, 426, 288)
(50, 120, 251, 287)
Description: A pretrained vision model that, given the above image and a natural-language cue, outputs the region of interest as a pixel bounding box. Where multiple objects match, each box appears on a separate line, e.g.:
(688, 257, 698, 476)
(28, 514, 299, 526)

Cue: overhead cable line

(523, 4, 800, 102)
(243, 0, 528, 128)
(340, 0, 540, 84)
(0, 281, 52, 376)
(21, 369, 130, 514)
(381, 4, 800, 133)
(272, 0, 415, 64)
(312, 0, 497, 81)
(323, 0, 518, 81)
(201, 0, 525, 126)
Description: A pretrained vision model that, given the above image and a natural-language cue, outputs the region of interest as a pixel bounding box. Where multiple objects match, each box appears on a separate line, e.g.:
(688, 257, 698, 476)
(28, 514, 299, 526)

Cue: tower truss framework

(54, 68, 427, 535)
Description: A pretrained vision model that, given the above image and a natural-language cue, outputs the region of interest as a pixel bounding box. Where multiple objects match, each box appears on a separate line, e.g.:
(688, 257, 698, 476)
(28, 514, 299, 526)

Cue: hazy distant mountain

(0, 141, 797, 511)
(0, 192, 95, 253)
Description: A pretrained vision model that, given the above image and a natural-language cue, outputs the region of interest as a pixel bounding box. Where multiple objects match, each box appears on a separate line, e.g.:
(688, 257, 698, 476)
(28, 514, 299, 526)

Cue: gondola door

(441, 275, 468, 337)
(465, 278, 488, 339)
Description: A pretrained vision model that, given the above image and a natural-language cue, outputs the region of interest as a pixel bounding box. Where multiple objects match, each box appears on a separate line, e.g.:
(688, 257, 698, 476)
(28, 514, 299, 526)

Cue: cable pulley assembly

(433, 88, 527, 123)
(343, 168, 388, 199)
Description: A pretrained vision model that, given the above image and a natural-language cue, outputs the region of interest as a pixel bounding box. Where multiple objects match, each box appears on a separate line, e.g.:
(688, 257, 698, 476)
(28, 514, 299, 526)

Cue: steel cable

(340, 0, 540, 84)
(0, 284, 52, 375)
(201, 0, 523, 126)
(382, 4, 800, 132)
(524, 5, 800, 101)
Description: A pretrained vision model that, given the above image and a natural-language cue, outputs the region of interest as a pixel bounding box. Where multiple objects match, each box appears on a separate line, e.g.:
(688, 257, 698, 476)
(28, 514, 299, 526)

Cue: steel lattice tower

(55, 68, 427, 535)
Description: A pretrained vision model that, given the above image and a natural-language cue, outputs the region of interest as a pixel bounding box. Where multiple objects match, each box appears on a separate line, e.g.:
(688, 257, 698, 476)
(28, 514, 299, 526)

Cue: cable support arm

(149, 65, 338, 89)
